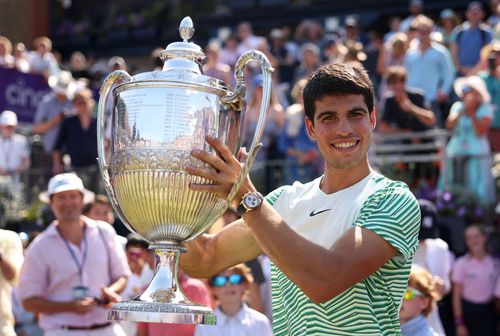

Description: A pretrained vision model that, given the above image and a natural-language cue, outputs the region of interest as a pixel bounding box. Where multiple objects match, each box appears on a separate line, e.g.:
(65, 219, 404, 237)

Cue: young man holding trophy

(183, 63, 421, 335)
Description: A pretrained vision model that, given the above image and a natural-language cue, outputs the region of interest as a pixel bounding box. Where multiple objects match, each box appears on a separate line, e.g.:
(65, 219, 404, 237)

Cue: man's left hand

(186, 135, 254, 202)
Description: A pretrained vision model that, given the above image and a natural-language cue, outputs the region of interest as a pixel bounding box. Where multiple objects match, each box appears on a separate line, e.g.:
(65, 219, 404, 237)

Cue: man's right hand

(71, 298, 97, 314)
(180, 233, 216, 278)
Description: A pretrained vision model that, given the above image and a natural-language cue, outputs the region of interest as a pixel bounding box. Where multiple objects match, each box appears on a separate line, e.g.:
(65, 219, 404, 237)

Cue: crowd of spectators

(1, 0, 500, 335)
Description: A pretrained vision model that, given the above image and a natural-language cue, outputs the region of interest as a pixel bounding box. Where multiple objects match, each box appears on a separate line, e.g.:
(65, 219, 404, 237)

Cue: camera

(94, 296, 110, 306)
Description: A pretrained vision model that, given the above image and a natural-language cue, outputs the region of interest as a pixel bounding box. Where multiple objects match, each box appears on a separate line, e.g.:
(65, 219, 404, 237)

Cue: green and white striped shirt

(266, 172, 420, 335)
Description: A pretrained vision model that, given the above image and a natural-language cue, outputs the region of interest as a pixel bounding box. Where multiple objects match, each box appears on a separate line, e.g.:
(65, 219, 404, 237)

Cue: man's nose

(336, 118, 353, 136)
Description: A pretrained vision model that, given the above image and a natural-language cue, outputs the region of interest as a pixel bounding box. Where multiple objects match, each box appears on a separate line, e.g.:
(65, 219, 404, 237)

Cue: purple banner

(0, 67, 51, 124)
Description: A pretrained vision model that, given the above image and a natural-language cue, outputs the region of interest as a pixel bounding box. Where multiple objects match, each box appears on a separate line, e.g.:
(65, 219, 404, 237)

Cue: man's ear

(305, 116, 316, 141)
(370, 109, 377, 130)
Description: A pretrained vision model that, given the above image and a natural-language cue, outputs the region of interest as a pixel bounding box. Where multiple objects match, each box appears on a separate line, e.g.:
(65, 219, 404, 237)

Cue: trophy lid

(160, 17, 206, 74)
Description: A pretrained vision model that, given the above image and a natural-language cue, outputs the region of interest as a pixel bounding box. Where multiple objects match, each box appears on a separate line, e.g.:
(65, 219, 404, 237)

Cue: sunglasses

(212, 274, 244, 287)
(127, 251, 142, 258)
(404, 288, 425, 301)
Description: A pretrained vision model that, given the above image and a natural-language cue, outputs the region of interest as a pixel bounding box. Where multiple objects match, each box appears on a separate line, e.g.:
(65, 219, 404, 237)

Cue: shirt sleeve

(265, 186, 287, 206)
(99, 223, 131, 281)
(438, 47, 455, 94)
(17, 241, 50, 300)
(33, 99, 48, 124)
(354, 183, 420, 262)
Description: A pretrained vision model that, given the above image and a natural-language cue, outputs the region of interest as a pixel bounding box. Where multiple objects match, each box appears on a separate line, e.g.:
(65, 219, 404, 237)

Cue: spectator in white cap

(442, 75, 495, 205)
(32, 71, 75, 179)
(18, 172, 130, 336)
(0, 110, 30, 188)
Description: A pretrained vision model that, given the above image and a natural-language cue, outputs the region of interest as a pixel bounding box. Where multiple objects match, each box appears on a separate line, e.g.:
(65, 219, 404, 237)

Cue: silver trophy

(97, 17, 273, 324)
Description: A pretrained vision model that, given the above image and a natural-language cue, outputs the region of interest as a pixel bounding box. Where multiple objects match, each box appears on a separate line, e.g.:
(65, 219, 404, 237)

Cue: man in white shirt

(0, 110, 30, 188)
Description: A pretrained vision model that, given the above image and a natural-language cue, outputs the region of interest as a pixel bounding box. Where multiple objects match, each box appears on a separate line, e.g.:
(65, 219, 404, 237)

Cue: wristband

(454, 316, 464, 326)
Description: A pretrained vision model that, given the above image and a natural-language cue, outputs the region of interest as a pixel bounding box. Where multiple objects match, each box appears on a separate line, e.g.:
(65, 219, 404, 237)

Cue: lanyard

(57, 225, 88, 284)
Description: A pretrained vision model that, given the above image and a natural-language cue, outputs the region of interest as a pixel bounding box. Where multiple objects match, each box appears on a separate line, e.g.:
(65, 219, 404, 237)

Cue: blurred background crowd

(1, 0, 500, 335)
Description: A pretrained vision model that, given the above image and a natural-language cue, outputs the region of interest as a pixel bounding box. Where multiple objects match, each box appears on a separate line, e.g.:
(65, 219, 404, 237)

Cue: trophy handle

(221, 50, 274, 204)
(97, 70, 132, 220)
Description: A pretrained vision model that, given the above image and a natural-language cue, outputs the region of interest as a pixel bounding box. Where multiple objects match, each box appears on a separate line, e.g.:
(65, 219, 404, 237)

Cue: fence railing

(371, 129, 450, 165)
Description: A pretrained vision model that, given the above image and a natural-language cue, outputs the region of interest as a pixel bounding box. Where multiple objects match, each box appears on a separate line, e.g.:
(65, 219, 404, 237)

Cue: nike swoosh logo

(309, 209, 332, 217)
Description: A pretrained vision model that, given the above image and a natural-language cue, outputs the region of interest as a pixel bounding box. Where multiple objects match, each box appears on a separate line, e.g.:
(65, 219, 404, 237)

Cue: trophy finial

(179, 16, 194, 42)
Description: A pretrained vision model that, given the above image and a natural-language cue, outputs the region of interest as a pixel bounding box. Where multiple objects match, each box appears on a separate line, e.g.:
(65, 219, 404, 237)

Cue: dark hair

(303, 63, 374, 122)
(125, 234, 149, 250)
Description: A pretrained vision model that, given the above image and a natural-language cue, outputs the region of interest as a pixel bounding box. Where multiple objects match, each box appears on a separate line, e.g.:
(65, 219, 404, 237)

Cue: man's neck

(57, 218, 85, 246)
(419, 40, 431, 51)
(321, 163, 371, 194)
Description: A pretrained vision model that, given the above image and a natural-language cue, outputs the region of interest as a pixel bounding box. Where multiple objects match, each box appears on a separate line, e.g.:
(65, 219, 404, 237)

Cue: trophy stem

(140, 245, 184, 303)
(108, 244, 216, 324)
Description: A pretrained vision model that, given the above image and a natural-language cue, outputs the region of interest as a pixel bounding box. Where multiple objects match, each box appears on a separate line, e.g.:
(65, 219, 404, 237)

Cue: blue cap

(440, 8, 455, 19)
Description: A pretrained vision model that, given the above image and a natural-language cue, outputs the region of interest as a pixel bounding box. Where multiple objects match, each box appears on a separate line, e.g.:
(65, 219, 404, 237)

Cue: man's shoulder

(406, 88, 426, 99)
(360, 174, 417, 212)
(12, 133, 29, 144)
(85, 216, 117, 236)
(24, 225, 57, 254)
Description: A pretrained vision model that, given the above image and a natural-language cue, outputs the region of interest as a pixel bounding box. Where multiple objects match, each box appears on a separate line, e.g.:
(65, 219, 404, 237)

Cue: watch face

(244, 193, 262, 209)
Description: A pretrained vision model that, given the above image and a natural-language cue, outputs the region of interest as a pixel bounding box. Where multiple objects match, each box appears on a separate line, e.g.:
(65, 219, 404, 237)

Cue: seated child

(194, 263, 272, 336)
(400, 265, 441, 336)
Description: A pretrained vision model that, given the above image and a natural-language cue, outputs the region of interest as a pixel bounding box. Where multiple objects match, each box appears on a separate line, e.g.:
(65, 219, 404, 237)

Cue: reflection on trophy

(97, 17, 273, 324)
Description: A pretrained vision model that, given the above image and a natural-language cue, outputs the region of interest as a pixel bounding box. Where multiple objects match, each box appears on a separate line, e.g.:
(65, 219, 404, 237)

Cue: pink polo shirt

(451, 254, 500, 304)
(17, 217, 131, 331)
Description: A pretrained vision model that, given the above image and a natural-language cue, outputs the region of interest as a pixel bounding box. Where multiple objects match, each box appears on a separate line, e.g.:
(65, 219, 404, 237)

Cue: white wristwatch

(238, 191, 264, 214)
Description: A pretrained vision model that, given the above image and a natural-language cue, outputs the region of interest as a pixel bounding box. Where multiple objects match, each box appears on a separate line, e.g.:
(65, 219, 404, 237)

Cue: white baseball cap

(48, 71, 76, 99)
(0, 110, 18, 126)
(39, 173, 95, 203)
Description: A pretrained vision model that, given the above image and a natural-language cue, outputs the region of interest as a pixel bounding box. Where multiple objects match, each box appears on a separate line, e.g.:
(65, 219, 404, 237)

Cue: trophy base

(109, 301, 216, 324)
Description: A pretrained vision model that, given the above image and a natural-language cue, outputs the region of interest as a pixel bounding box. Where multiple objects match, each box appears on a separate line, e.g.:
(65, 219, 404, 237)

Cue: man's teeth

(333, 142, 356, 149)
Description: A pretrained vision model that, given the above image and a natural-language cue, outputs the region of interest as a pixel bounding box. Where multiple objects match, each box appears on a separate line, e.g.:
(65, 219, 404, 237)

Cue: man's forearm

(108, 276, 127, 294)
(23, 296, 74, 315)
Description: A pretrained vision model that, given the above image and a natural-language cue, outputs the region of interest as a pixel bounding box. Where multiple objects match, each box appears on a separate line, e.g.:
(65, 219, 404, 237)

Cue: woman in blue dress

(442, 75, 495, 205)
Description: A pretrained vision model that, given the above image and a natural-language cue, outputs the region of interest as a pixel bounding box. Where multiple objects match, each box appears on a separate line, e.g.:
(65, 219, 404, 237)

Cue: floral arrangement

(416, 185, 491, 224)
(0, 179, 28, 227)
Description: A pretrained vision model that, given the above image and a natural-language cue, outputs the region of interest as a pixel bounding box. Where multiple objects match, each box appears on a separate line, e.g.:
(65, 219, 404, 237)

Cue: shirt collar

(215, 303, 249, 326)
(401, 315, 429, 335)
(45, 216, 98, 237)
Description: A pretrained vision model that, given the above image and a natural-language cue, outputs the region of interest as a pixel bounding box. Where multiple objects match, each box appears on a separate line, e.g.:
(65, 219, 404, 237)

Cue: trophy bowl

(97, 17, 273, 324)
